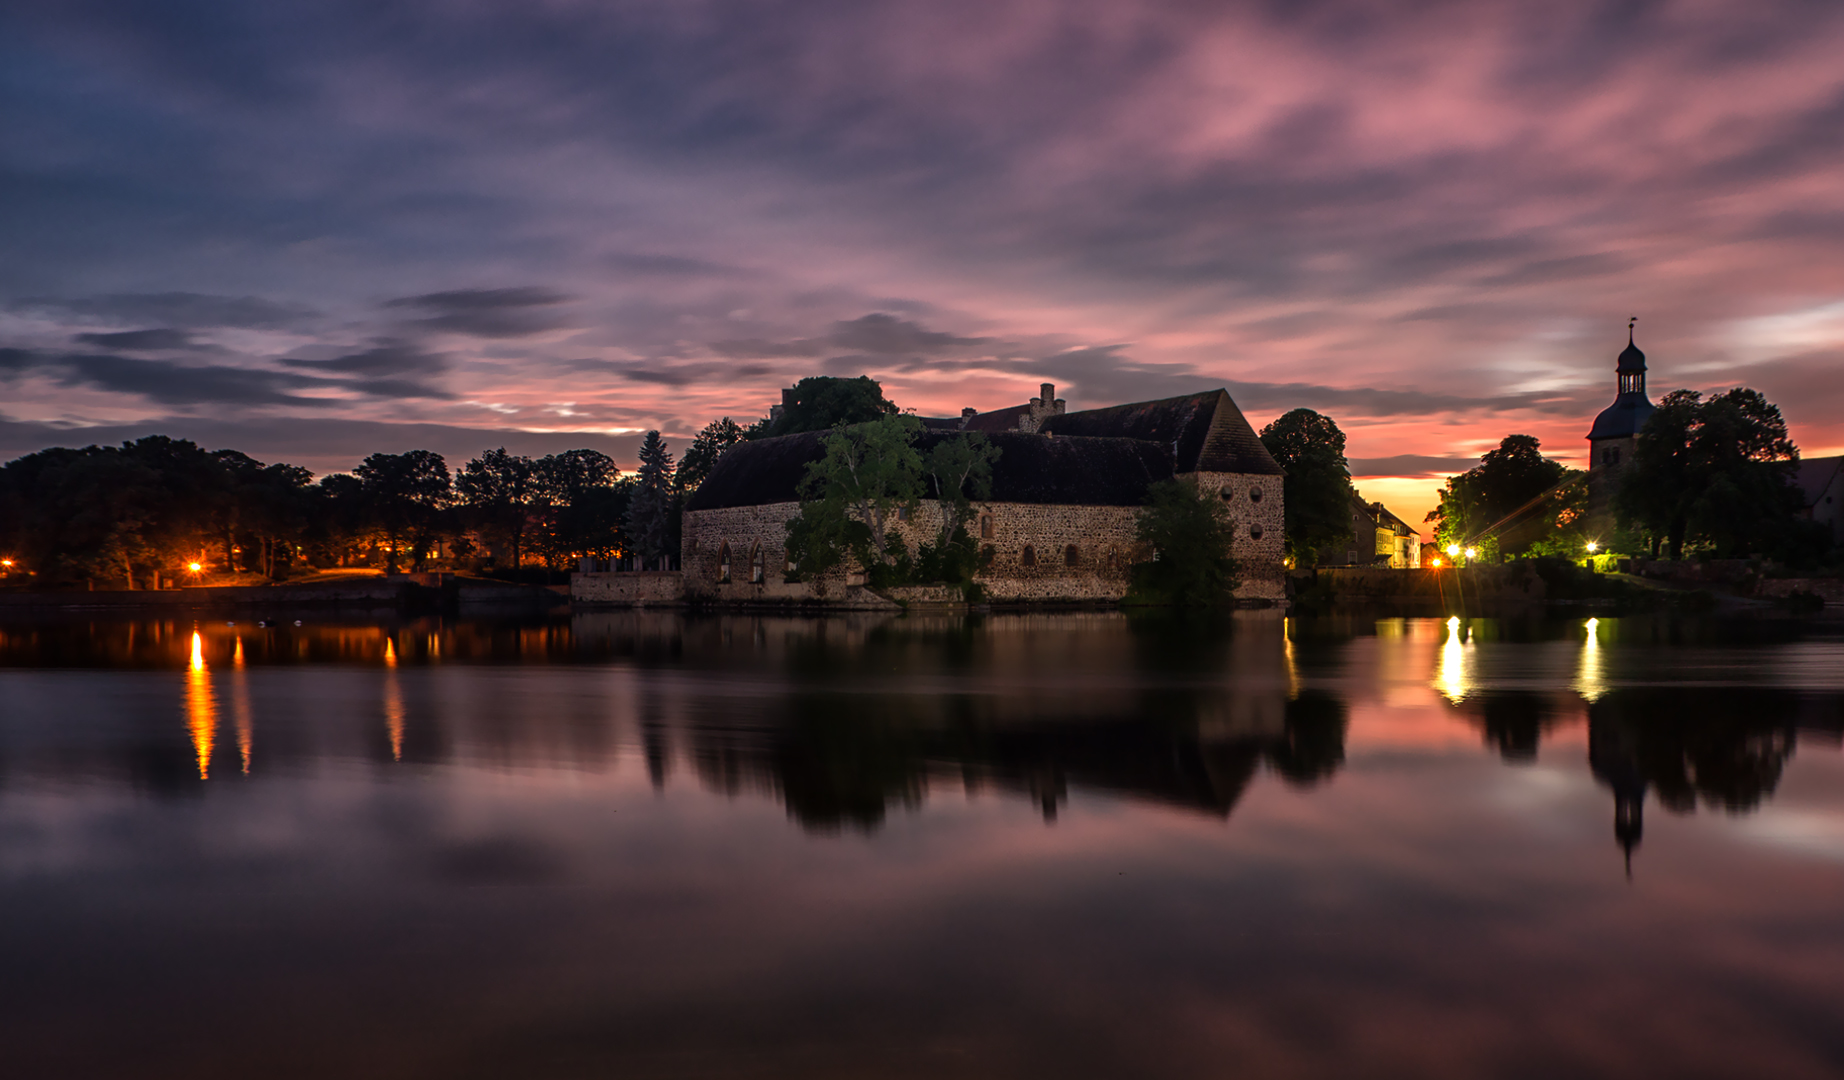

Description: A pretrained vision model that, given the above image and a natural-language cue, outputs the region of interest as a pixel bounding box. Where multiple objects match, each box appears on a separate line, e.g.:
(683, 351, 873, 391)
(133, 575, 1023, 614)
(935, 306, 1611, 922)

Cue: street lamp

(1445, 543, 1460, 558)
(1586, 541, 1599, 554)
(1430, 557, 1443, 568)
(1463, 546, 1478, 560)
(187, 561, 203, 575)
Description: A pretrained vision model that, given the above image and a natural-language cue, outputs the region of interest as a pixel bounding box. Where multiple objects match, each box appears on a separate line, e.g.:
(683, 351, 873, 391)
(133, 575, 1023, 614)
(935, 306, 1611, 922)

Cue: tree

(1131, 479, 1240, 606)
(1616, 388, 1811, 560)
(355, 450, 451, 573)
(749, 376, 898, 438)
(1258, 409, 1354, 566)
(624, 432, 677, 569)
(534, 449, 624, 566)
(456, 448, 537, 570)
(785, 414, 925, 577)
(923, 431, 1000, 555)
(676, 417, 745, 495)
(1426, 435, 1567, 558)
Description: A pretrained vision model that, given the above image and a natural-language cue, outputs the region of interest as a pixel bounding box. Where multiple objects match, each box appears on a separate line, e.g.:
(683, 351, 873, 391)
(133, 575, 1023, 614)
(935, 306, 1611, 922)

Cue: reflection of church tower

(1585, 322, 1657, 535)
(1588, 709, 1646, 878)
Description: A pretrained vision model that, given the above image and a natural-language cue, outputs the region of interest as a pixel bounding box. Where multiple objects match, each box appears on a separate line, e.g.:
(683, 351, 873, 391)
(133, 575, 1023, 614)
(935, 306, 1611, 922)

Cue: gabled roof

(684, 429, 1175, 511)
(961, 402, 1034, 433)
(1038, 389, 1283, 476)
(1795, 455, 1843, 507)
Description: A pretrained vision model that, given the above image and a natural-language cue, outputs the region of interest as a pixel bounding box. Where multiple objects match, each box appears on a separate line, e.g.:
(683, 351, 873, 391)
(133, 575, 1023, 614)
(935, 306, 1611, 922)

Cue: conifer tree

(625, 431, 677, 568)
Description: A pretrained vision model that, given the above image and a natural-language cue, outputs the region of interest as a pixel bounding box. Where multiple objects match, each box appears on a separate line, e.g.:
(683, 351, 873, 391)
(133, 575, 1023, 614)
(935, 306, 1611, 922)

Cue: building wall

(1812, 464, 1844, 545)
(1586, 434, 1639, 533)
(682, 471, 1287, 605)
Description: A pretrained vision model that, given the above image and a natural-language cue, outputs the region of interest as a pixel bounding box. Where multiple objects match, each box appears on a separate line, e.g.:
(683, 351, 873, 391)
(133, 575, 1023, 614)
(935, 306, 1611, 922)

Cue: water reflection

(184, 630, 215, 780)
(2, 610, 1843, 1078)
(1437, 614, 1471, 702)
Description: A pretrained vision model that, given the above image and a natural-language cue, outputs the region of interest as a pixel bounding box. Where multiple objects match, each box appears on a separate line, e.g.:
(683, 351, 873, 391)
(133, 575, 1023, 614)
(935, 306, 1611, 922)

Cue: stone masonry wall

(571, 570, 686, 606)
(1190, 471, 1287, 601)
(682, 470, 1287, 605)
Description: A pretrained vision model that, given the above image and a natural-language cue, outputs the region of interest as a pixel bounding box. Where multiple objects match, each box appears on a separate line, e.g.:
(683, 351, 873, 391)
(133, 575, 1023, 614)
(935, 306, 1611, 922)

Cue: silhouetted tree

(1427, 435, 1568, 558)
(534, 449, 624, 566)
(624, 432, 677, 569)
(676, 417, 745, 495)
(354, 450, 451, 573)
(749, 375, 898, 438)
(1259, 408, 1355, 566)
(1616, 388, 1813, 559)
(456, 448, 538, 570)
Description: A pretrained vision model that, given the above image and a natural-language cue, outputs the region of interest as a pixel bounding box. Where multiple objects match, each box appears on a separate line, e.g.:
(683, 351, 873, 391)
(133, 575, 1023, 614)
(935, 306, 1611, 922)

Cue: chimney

(1040, 383, 1055, 404)
(960, 407, 977, 430)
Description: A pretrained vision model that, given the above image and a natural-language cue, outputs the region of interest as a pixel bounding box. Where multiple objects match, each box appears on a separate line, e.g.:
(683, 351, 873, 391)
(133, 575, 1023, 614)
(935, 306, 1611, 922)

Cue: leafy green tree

(1258, 409, 1354, 566)
(922, 432, 1000, 569)
(355, 450, 451, 573)
(1130, 479, 1240, 606)
(534, 449, 624, 566)
(1426, 435, 1567, 558)
(456, 448, 537, 570)
(749, 376, 898, 438)
(624, 432, 678, 568)
(785, 414, 924, 578)
(676, 417, 745, 495)
(1616, 388, 1811, 559)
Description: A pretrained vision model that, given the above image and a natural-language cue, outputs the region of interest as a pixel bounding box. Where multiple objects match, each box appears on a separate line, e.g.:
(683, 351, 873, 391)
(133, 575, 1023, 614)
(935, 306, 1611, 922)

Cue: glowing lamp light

(1463, 547, 1478, 559)
(1, 558, 13, 567)
(1430, 557, 1443, 568)
(1444, 543, 1460, 558)
(1586, 541, 1600, 554)
(187, 561, 203, 573)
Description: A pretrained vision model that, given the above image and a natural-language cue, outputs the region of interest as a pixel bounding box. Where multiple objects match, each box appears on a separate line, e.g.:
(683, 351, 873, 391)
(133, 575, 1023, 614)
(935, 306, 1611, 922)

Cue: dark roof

(1039, 389, 1283, 476)
(1617, 340, 1646, 373)
(1588, 394, 1656, 440)
(961, 402, 1033, 433)
(1795, 455, 1842, 507)
(684, 429, 1175, 511)
(684, 431, 829, 512)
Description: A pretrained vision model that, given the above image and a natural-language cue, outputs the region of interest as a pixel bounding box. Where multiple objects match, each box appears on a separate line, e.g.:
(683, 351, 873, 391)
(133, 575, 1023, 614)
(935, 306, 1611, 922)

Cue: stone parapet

(571, 571, 687, 607)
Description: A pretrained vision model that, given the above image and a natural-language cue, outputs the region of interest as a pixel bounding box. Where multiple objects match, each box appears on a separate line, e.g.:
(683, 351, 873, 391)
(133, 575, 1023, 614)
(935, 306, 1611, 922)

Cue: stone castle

(674, 384, 1288, 604)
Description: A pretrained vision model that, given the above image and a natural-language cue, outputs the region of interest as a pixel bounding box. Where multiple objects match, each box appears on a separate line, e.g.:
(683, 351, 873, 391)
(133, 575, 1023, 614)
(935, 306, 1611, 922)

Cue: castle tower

(1585, 322, 1656, 537)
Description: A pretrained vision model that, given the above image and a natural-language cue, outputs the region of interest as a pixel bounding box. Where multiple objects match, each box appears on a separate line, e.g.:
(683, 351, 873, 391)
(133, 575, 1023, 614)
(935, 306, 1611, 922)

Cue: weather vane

(1628, 315, 1637, 342)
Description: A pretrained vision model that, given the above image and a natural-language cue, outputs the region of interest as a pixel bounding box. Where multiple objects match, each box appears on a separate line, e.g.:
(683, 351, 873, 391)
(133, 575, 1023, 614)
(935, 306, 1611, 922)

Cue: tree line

(0, 432, 695, 587)
(1424, 386, 1833, 565)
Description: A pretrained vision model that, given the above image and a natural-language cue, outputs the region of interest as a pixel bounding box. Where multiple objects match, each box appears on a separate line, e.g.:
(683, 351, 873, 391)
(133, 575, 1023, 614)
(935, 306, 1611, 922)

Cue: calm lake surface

(2, 610, 1842, 1079)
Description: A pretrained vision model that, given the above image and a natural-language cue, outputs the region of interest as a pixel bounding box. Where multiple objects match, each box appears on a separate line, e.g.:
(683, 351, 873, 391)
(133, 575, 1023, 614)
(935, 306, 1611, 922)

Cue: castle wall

(681, 471, 1287, 605)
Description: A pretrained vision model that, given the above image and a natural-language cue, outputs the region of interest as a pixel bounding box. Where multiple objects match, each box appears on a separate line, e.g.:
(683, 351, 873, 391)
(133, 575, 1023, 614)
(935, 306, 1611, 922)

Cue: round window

(1249, 487, 1263, 503)
(1219, 486, 1234, 501)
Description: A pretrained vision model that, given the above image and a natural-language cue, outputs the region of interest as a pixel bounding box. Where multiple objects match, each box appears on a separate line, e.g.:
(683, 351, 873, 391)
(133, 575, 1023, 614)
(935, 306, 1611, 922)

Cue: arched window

(1220, 485, 1234, 501)
(1249, 486, 1263, 503)
(1250, 524, 1264, 540)
(1064, 544, 1080, 567)
(750, 544, 765, 583)
(718, 543, 732, 583)
(980, 515, 994, 539)
(1021, 545, 1037, 568)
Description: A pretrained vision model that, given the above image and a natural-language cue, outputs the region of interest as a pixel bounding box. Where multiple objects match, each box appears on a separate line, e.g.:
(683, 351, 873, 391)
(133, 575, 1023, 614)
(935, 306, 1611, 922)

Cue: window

(717, 543, 731, 583)
(1249, 486, 1263, 503)
(980, 516, 993, 539)
(750, 544, 765, 584)
(1065, 544, 1080, 567)
(897, 506, 910, 522)
(1250, 524, 1264, 540)
(1220, 485, 1235, 501)
(1021, 545, 1037, 567)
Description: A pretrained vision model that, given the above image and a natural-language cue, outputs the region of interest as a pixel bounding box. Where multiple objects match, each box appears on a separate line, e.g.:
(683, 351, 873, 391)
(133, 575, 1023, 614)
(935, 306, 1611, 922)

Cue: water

(1, 611, 1841, 1079)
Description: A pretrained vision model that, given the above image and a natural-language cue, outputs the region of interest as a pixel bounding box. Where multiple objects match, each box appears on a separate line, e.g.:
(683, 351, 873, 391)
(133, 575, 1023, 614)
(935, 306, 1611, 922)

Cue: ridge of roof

(1039, 389, 1283, 476)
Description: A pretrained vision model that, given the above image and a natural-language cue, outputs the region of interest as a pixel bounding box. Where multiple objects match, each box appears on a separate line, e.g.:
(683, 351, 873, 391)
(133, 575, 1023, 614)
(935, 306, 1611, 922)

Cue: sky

(4, 0, 1844, 530)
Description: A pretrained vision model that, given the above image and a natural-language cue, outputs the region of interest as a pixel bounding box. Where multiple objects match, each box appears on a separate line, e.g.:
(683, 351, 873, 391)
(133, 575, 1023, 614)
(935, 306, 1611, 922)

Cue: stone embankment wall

(1755, 577, 1844, 603)
(1312, 565, 1549, 601)
(571, 571, 687, 607)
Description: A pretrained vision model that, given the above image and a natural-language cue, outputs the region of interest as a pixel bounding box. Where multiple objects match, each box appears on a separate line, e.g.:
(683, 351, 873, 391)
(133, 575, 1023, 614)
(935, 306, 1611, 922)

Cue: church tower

(1585, 321, 1656, 534)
